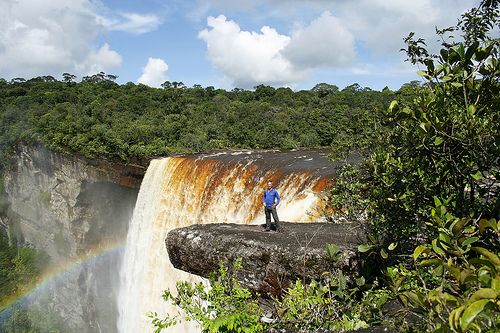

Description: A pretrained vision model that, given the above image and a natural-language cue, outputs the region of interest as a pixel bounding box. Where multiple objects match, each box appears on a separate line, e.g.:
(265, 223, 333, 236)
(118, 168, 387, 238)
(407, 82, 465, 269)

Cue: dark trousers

(265, 206, 280, 230)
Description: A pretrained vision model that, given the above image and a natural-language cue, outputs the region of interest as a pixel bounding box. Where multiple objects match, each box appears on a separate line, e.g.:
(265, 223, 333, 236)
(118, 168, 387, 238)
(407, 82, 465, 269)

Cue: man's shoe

(264, 228, 271, 232)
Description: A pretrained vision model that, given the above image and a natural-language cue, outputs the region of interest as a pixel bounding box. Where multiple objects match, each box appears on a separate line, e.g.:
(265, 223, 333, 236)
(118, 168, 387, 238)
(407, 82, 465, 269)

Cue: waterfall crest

(117, 153, 332, 333)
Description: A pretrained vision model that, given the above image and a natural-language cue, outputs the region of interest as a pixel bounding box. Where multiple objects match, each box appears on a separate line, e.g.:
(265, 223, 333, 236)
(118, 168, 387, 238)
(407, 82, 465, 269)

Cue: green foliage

(274, 270, 371, 332)
(323, 164, 367, 223)
(0, 233, 49, 303)
(375, 0, 498, 244)
(325, 243, 342, 262)
(322, 2, 500, 332)
(150, 259, 264, 333)
(1, 305, 70, 333)
(153, 252, 385, 333)
(0, 232, 67, 333)
(0, 74, 392, 162)
(386, 203, 499, 332)
(325, 0, 500, 250)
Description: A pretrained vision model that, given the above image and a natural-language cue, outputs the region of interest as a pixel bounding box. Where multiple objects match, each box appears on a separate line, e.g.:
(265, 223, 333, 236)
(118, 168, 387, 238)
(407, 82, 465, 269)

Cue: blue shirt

(263, 188, 280, 207)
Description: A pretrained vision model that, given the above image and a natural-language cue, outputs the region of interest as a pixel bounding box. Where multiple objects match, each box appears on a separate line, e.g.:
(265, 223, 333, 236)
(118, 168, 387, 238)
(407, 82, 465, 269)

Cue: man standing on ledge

(263, 180, 281, 232)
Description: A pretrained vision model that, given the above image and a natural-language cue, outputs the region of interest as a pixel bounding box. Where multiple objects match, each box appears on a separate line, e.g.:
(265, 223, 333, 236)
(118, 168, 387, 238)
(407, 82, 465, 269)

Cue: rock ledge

(167, 222, 363, 296)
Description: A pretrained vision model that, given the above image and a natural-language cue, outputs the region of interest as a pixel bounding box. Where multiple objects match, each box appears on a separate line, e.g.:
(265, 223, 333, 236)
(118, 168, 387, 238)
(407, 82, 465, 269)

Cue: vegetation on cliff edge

(0, 73, 396, 165)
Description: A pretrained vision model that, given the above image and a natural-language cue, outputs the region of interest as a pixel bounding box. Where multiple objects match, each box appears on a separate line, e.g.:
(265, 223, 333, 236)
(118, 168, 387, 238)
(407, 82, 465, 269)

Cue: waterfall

(117, 152, 333, 333)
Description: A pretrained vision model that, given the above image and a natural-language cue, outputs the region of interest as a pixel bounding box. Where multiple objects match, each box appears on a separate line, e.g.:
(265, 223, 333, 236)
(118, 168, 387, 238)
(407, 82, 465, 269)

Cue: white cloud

(351, 65, 372, 76)
(137, 57, 169, 87)
(315, 1, 475, 53)
(194, 0, 479, 88)
(97, 12, 161, 35)
(0, 0, 158, 80)
(195, 0, 476, 53)
(198, 12, 357, 87)
(82, 43, 122, 75)
(191, 0, 256, 21)
(283, 12, 355, 68)
(198, 15, 307, 87)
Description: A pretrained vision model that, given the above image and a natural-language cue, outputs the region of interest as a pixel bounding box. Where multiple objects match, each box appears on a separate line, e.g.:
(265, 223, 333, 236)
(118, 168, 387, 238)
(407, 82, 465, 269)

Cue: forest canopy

(0, 77, 408, 164)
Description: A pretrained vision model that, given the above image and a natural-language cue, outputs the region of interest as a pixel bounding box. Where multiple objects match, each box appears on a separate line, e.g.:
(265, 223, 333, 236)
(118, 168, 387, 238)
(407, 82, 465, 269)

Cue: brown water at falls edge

(117, 150, 348, 333)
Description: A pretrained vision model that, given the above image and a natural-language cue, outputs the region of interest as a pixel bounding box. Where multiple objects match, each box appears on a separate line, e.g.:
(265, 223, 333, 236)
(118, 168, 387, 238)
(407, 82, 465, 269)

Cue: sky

(0, 0, 479, 91)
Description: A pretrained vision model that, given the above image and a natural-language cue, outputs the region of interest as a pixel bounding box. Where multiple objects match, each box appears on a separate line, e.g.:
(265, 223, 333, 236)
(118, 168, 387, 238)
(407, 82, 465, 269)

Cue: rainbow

(0, 239, 126, 315)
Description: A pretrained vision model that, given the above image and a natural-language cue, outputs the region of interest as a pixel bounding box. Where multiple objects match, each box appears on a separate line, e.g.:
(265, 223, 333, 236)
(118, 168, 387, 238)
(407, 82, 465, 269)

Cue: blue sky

(0, 0, 478, 90)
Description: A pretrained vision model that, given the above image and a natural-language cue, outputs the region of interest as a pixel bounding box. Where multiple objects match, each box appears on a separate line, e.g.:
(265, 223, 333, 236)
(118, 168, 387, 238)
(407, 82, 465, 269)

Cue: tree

(9, 78, 25, 84)
(81, 72, 117, 84)
(311, 83, 339, 97)
(62, 73, 77, 83)
(328, 0, 499, 248)
(322, 3, 500, 331)
(161, 81, 172, 89)
(171, 81, 186, 89)
(253, 84, 275, 100)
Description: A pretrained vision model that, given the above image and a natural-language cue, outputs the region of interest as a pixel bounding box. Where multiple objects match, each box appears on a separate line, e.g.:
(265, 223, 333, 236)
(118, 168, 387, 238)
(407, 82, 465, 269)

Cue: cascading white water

(117, 154, 330, 333)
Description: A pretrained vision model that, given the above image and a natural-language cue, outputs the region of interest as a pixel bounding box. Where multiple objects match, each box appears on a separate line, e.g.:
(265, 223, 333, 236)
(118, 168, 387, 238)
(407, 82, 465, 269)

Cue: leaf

(438, 232, 451, 245)
(325, 243, 341, 261)
(355, 276, 365, 287)
(367, 233, 377, 244)
(424, 59, 435, 72)
(380, 248, 388, 259)
(417, 70, 430, 79)
(451, 218, 467, 236)
(447, 264, 461, 281)
(478, 218, 498, 234)
(449, 305, 466, 331)
(470, 170, 484, 180)
(469, 288, 498, 303)
(401, 107, 413, 115)
(402, 291, 424, 307)
(469, 258, 497, 272)
(434, 136, 444, 145)
(459, 269, 474, 285)
(358, 244, 373, 253)
(413, 245, 429, 261)
(467, 104, 476, 115)
(433, 264, 444, 276)
(460, 299, 491, 332)
(491, 276, 500, 292)
(440, 48, 448, 61)
(388, 100, 399, 113)
(388, 242, 398, 251)
(465, 41, 478, 61)
(461, 237, 479, 247)
(419, 258, 442, 267)
(451, 82, 463, 88)
(454, 43, 465, 59)
(471, 247, 500, 266)
(432, 239, 446, 256)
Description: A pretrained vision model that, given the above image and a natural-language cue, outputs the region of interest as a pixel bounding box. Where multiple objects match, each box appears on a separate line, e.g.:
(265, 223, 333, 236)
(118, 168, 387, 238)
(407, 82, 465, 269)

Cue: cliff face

(2, 145, 144, 333)
(167, 222, 362, 297)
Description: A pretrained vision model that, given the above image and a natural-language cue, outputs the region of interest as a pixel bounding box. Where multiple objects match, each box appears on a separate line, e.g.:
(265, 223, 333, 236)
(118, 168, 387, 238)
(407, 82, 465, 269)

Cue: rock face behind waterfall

(167, 222, 362, 296)
(2, 144, 144, 333)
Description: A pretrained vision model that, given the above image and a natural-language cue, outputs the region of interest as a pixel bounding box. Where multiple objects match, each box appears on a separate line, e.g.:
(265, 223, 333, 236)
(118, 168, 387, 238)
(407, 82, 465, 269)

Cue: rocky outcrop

(2, 144, 145, 333)
(167, 222, 363, 297)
